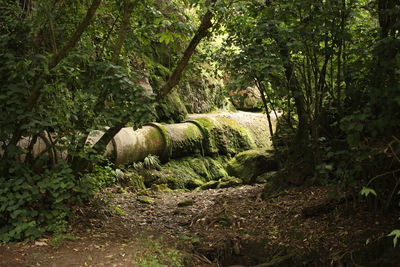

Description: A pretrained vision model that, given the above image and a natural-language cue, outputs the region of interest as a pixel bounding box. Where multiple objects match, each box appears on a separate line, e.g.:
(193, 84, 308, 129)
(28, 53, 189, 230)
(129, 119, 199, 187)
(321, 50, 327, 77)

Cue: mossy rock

(141, 169, 185, 189)
(255, 171, 278, 184)
(199, 180, 220, 190)
(198, 177, 242, 190)
(207, 157, 229, 178)
(156, 90, 188, 123)
(186, 178, 205, 190)
(177, 200, 195, 207)
(138, 155, 230, 190)
(216, 176, 242, 188)
(159, 156, 229, 185)
(227, 150, 279, 184)
(151, 183, 173, 192)
(116, 170, 146, 191)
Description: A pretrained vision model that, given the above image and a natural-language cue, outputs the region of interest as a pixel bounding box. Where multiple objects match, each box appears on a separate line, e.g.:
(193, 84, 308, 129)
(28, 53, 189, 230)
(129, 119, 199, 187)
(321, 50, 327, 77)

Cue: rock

(217, 176, 243, 188)
(186, 178, 205, 190)
(156, 90, 188, 123)
(227, 150, 279, 184)
(137, 76, 153, 95)
(151, 184, 173, 192)
(255, 171, 278, 184)
(125, 171, 146, 190)
(199, 180, 220, 190)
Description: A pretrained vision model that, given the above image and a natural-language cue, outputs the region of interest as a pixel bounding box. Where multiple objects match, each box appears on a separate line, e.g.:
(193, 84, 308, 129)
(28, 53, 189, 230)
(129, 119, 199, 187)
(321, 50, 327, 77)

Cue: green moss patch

(156, 90, 188, 123)
(136, 155, 230, 189)
(227, 149, 279, 184)
(193, 116, 257, 156)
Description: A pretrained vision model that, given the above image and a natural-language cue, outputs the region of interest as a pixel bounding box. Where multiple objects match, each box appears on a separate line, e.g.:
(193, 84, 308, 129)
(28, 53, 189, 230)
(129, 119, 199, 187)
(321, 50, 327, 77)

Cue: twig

(193, 253, 213, 264)
(366, 169, 400, 187)
(389, 143, 400, 163)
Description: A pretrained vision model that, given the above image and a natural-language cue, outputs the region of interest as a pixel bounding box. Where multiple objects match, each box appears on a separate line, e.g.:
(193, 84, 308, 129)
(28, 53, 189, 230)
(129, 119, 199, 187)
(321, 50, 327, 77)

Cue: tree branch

(157, 0, 217, 99)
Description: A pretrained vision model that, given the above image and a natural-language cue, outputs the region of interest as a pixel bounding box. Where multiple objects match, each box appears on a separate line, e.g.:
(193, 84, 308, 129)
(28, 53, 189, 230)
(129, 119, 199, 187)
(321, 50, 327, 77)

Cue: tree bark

(276, 41, 309, 148)
(111, 0, 135, 63)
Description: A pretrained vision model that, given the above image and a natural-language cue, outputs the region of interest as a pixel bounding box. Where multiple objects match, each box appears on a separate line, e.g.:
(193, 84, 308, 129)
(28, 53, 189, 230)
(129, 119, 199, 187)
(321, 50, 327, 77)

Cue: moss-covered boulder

(198, 176, 243, 190)
(227, 150, 279, 184)
(255, 171, 278, 184)
(139, 156, 230, 189)
(156, 90, 188, 123)
(116, 170, 146, 191)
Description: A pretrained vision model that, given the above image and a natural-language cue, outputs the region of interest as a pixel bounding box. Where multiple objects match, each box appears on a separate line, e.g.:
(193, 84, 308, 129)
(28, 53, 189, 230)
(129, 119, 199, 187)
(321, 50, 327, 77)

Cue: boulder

(229, 86, 262, 111)
(227, 150, 279, 184)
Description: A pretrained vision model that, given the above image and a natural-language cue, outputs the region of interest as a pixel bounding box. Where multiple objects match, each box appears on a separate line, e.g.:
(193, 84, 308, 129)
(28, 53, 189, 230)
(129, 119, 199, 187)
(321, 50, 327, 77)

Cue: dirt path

(1, 184, 399, 266)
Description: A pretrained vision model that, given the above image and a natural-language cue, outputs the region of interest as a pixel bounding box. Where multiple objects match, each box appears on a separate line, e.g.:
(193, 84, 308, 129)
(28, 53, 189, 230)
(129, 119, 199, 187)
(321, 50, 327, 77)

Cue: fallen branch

(301, 195, 353, 218)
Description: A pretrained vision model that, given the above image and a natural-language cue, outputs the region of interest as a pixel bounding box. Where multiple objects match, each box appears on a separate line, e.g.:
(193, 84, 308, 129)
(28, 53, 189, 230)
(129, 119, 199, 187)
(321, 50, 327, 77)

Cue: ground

(1, 184, 399, 266)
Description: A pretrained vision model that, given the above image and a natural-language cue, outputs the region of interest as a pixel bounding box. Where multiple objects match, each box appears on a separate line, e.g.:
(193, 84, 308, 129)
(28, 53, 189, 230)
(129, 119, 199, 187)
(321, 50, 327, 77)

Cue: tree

(0, 0, 222, 241)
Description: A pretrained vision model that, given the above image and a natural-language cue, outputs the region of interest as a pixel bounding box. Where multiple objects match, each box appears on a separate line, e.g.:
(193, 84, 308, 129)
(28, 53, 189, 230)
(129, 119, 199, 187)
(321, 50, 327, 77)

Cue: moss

(156, 90, 188, 123)
(135, 155, 230, 190)
(255, 171, 278, 183)
(198, 177, 242, 190)
(192, 116, 257, 156)
(190, 117, 220, 155)
(207, 157, 229, 178)
(216, 176, 243, 188)
(216, 117, 257, 154)
(227, 149, 279, 184)
(186, 178, 205, 190)
(170, 123, 203, 157)
(137, 196, 155, 204)
(151, 183, 173, 192)
(154, 175, 185, 189)
(117, 171, 146, 191)
(199, 180, 220, 190)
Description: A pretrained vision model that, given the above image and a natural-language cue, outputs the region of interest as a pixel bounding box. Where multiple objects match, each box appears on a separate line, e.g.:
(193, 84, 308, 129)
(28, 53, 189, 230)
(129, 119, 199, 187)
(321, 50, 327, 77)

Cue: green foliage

(133, 155, 161, 170)
(360, 187, 377, 197)
(143, 155, 161, 169)
(0, 161, 120, 242)
(81, 164, 116, 193)
(1, 0, 399, 244)
(0, 163, 74, 242)
(388, 230, 400, 247)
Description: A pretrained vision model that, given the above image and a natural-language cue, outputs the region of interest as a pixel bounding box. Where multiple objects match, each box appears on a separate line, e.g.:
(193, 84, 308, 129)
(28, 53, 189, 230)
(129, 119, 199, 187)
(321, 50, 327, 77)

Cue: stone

(227, 150, 279, 184)
(255, 171, 278, 184)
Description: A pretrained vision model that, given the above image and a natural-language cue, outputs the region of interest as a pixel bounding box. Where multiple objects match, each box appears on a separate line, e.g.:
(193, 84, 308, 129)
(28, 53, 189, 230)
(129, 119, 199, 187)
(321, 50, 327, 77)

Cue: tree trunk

(111, 0, 135, 63)
(157, 0, 217, 99)
(254, 78, 274, 138)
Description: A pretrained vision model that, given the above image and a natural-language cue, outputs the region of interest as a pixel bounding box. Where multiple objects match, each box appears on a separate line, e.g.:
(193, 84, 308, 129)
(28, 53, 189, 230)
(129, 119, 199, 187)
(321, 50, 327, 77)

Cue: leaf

(388, 229, 400, 247)
(360, 187, 377, 197)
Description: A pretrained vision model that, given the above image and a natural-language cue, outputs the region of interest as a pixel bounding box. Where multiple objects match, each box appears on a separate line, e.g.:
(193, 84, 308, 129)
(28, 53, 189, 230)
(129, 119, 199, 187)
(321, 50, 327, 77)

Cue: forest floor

(1, 184, 399, 267)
